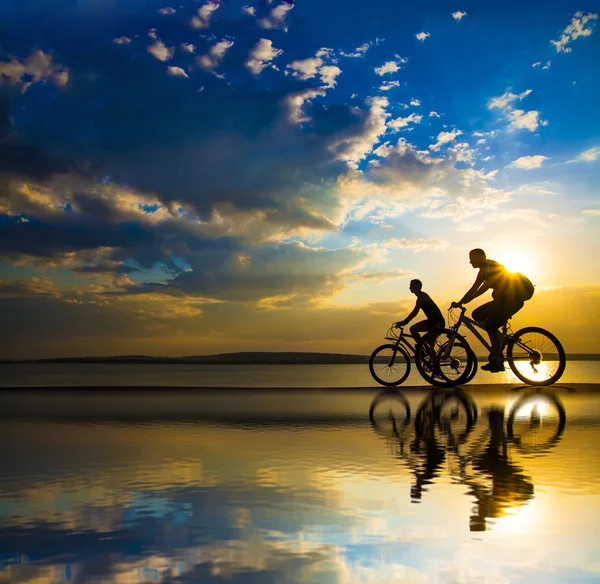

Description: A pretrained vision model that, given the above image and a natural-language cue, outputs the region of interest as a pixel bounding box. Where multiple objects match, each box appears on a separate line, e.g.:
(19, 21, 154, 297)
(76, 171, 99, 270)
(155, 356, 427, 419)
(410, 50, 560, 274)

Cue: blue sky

(0, 0, 599, 357)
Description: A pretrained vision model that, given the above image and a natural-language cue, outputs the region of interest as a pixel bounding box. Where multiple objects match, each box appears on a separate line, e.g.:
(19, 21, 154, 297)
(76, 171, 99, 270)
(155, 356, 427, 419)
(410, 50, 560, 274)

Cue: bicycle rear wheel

(369, 344, 411, 386)
(506, 327, 566, 386)
(416, 329, 475, 387)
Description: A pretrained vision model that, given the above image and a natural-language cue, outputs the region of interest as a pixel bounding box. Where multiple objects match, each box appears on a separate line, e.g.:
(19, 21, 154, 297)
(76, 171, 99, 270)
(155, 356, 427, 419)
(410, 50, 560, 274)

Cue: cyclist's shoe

(481, 361, 505, 373)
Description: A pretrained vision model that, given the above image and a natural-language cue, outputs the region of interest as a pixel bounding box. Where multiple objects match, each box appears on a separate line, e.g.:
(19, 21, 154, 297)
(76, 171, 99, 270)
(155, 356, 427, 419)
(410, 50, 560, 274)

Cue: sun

(497, 250, 536, 278)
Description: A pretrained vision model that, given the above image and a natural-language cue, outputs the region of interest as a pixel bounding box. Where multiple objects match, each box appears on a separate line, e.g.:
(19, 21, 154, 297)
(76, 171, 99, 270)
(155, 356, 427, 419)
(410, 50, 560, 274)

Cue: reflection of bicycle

(506, 388, 566, 454)
(369, 387, 567, 525)
(369, 324, 456, 386)
(416, 306, 566, 387)
(368, 387, 478, 444)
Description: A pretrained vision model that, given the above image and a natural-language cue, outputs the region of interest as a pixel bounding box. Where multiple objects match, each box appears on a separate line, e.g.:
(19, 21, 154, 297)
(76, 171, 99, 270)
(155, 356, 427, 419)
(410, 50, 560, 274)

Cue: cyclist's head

(469, 248, 487, 268)
(409, 279, 422, 292)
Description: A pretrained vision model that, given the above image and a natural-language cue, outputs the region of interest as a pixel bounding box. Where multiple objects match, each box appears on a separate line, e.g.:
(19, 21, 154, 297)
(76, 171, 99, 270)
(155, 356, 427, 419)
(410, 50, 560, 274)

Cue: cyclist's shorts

(472, 297, 524, 330)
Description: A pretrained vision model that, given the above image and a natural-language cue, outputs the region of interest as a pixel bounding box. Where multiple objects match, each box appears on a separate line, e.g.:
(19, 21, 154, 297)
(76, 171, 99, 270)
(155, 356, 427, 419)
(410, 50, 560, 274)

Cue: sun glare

(497, 250, 536, 278)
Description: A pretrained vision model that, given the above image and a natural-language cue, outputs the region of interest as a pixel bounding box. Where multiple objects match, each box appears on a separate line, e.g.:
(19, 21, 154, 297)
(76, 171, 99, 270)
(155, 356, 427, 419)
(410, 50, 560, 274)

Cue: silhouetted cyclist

(452, 248, 526, 372)
(395, 279, 445, 343)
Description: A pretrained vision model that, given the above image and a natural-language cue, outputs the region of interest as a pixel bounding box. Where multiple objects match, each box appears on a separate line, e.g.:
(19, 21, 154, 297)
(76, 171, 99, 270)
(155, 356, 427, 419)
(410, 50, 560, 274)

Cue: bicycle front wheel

(369, 344, 411, 386)
(506, 327, 566, 386)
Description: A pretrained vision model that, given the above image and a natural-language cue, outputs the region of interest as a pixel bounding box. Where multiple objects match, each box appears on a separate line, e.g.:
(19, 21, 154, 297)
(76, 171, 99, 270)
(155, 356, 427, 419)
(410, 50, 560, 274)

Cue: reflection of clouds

(1, 402, 599, 584)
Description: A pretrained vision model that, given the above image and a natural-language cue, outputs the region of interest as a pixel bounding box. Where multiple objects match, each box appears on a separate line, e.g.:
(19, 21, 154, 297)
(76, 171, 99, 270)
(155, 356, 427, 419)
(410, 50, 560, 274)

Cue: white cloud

(113, 36, 131, 45)
(333, 96, 390, 167)
(373, 142, 393, 158)
(488, 89, 542, 132)
(258, 2, 294, 30)
(429, 129, 462, 150)
(482, 155, 494, 161)
(410, 98, 421, 107)
(509, 155, 548, 169)
(429, 111, 441, 118)
(283, 88, 326, 124)
(573, 146, 600, 162)
(379, 80, 400, 91)
(517, 184, 559, 195)
(190, 1, 219, 29)
(285, 50, 340, 87)
(533, 60, 551, 70)
(389, 113, 422, 131)
(488, 89, 532, 109)
(319, 65, 342, 88)
(242, 5, 255, 16)
(196, 39, 234, 71)
(507, 109, 541, 132)
(551, 11, 598, 53)
(452, 11, 467, 20)
(167, 66, 189, 78)
(341, 43, 371, 58)
(245, 39, 283, 75)
(374, 61, 399, 76)
(449, 142, 476, 163)
(0, 50, 70, 90)
(583, 209, 600, 215)
(287, 57, 322, 80)
(386, 237, 449, 251)
(180, 43, 196, 53)
(476, 138, 486, 145)
(147, 40, 174, 62)
(159, 7, 176, 15)
(416, 32, 430, 41)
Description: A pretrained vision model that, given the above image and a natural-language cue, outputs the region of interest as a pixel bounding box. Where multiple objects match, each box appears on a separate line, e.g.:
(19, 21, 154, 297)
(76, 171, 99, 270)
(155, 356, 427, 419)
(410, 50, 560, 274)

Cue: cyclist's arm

(459, 273, 488, 304)
(399, 300, 420, 325)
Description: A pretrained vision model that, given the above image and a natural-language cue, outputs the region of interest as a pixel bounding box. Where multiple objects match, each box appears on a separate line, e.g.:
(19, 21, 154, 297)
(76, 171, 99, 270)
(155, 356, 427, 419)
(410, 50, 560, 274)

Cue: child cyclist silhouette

(395, 279, 445, 342)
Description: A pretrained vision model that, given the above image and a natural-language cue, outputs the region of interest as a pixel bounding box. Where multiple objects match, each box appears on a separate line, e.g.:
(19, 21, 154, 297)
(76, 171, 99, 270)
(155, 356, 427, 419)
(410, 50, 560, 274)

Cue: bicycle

(368, 324, 462, 386)
(368, 325, 416, 386)
(416, 305, 566, 387)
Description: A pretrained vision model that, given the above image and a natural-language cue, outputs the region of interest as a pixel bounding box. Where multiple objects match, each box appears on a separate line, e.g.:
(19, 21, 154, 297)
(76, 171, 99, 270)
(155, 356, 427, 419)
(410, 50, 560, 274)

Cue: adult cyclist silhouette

(452, 249, 527, 372)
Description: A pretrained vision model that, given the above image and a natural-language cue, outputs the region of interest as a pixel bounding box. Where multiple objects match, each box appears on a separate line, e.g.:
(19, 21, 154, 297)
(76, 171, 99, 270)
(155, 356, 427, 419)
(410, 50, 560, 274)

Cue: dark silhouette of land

(0, 352, 370, 365)
(1, 352, 598, 365)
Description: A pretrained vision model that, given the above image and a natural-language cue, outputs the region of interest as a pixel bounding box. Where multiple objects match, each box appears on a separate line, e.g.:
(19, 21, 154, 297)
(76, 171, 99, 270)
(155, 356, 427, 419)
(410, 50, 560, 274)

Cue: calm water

(1, 361, 599, 387)
(0, 387, 599, 583)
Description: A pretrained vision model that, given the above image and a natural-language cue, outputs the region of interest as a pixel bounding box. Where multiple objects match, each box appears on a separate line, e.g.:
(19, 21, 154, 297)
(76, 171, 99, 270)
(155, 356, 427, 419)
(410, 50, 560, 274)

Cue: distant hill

(0, 352, 372, 365)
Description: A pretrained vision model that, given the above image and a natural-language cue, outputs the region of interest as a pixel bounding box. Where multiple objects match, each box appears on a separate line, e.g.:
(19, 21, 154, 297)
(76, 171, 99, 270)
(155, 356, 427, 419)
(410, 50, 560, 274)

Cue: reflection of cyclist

(469, 408, 534, 531)
(452, 249, 525, 373)
(395, 279, 445, 344)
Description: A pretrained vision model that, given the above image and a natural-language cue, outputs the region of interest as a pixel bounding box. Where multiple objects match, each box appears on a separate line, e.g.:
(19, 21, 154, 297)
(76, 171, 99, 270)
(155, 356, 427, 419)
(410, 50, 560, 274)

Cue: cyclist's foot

(481, 362, 505, 373)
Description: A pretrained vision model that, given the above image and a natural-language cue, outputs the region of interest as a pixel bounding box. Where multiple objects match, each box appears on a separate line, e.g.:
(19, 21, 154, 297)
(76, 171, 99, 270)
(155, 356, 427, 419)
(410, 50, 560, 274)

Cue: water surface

(1, 387, 599, 583)
(1, 360, 599, 387)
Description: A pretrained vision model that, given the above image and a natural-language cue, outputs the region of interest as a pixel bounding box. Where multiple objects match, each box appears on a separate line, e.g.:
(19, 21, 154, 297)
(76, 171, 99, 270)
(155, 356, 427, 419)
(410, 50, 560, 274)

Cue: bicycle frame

(443, 307, 537, 361)
(448, 308, 494, 354)
(385, 328, 419, 358)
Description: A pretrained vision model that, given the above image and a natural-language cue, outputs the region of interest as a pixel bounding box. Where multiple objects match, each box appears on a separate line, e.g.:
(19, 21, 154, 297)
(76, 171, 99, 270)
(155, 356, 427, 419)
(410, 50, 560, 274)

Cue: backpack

(512, 272, 535, 301)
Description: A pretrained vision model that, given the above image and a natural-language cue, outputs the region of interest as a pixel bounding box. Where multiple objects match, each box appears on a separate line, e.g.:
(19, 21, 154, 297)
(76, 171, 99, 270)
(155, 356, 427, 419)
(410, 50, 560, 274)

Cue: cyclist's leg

(410, 319, 431, 344)
(415, 320, 445, 377)
(482, 297, 524, 369)
(474, 300, 505, 369)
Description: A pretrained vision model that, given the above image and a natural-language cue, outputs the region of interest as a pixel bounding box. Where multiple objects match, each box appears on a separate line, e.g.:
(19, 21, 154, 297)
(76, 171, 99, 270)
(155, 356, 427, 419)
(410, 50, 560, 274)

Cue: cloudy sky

(0, 1, 598, 358)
